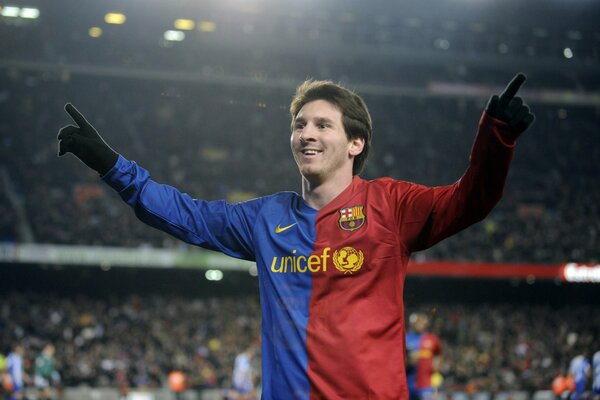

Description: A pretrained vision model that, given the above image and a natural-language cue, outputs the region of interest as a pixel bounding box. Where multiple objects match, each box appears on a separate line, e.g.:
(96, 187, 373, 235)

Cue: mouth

(301, 149, 322, 156)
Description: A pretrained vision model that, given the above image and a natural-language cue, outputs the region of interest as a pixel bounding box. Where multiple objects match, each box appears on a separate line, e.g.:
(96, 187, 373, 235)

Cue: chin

(299, 167, 322, 181)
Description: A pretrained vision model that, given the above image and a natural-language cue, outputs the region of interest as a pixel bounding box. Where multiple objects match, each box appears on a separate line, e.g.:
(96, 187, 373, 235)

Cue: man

(569, 352, 591, 400)
(406, 313, 442, 400)
(34, 344, 59, 400)
(226, 345, 259, 400)
(592, 350, 600, 400)
(57, 74, 534, 399)
(6, 344, 25, 400)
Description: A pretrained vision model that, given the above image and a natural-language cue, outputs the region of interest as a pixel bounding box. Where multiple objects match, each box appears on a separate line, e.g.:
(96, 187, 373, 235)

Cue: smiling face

(291, 99, 364, 185)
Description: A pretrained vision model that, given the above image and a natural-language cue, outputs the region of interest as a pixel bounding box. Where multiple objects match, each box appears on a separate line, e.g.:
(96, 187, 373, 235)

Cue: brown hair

(290, 80, 372, 175)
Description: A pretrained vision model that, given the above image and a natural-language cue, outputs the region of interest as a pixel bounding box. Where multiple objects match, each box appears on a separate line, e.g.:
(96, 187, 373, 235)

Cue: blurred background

(0, 0, 599, 399)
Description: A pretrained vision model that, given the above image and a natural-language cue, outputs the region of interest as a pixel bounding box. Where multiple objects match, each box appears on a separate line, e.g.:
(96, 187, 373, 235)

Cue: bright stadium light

(105, 12, 126, 25)
(563, 47, 574, 59)
(164, 30, 185, 41)
(174, 18, 195, 30)
(198, 21, 216, 32)
(89, 27, 103, 38)
(1, 6, 20, 17)
(205, 269, 223, 281)
(249, 264, 258, 277)
(19, 7, 39, 19)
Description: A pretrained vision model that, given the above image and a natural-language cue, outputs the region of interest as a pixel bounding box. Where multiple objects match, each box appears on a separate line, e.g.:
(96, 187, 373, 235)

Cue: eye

(294, 122, 305, 130)
(318, 123, 330, 129)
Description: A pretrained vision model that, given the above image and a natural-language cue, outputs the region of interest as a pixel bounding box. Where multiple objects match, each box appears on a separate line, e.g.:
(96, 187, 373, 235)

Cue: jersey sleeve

(102, 156, 261, 260)
(394, 111, 516, 252)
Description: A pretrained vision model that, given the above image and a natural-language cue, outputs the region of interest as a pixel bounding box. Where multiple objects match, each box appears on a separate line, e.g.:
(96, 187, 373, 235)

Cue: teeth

(304, 150, 319, 155)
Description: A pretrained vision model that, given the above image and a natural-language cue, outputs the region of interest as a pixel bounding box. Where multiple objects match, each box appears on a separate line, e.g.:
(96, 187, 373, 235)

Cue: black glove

(485, 73, 535, 140)
(57, 103, 119, 175)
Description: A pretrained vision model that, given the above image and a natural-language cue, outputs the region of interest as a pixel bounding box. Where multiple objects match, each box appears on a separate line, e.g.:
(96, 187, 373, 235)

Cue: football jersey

(406, 331, 442, 390)
(6, 352, 23, 391)
(232, 352, 255, 393)
(102, 112, 514, 399)
(569, 354, 591, 399)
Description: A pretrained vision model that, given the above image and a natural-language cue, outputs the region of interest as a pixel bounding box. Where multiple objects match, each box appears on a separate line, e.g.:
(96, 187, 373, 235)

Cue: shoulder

(234, 191, 296, 206)
(359, 177, 432, 203)
(232, 191, 301, 214)
(253, 191, 300, 208)
(364, 176, 419, 191)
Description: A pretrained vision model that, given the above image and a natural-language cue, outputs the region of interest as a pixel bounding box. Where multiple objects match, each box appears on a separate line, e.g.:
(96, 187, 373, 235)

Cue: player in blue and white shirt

(592, 351, 600, 399)
(227, 345, 258, 400)
(569, 353, 591, 400)
(6, 345, 25, 400)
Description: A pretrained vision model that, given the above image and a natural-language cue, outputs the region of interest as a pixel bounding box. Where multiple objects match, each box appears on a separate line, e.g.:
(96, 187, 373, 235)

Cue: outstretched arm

(57, 105, 259, 259)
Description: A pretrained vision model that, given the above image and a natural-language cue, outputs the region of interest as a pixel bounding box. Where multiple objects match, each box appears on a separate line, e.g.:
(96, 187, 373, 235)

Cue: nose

(299, 123, 316, 143)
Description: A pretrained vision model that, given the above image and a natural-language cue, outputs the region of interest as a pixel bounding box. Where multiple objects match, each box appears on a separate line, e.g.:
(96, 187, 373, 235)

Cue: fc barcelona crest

(338, 205, 366, 232)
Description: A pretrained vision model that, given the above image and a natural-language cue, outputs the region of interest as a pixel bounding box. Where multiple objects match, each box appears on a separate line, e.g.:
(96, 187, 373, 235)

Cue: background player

(406, 312, 442, 400)
(592, 350, 600, 400)
(34, 344, 60, 400)
(6, 344, 25, 400)
(568, 352, 591, 400)
(226, 344, 259, 400)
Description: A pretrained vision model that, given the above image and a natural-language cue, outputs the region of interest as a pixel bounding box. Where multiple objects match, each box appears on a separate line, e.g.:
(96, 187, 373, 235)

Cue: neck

(301, 173, 354, 210)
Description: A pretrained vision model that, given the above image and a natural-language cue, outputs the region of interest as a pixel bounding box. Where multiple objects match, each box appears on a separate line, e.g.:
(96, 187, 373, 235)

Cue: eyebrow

(294, 116, 336, 125)
(314, 117, 335, 125)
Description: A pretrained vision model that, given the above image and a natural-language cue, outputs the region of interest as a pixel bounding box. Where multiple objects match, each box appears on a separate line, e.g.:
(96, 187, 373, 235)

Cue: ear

(348, 137, 365, 157)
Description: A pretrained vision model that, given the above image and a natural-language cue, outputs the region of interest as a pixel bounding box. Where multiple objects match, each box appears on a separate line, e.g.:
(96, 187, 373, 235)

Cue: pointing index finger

(64, 103, 89, 128)
(499, 73, 527, 103)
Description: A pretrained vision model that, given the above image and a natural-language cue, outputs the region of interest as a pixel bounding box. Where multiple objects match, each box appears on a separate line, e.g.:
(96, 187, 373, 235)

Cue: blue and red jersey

(102, 112, 515, 399)
(406, 331, 442, 393)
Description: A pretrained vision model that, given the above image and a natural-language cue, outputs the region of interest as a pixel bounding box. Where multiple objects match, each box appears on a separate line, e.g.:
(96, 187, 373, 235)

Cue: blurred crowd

(419, 303, 598, 393)
(0, 191, 18, 242)
(0, 291, 261, 392)
(1, 291, 597, 394)
(0, 73, 598, 263)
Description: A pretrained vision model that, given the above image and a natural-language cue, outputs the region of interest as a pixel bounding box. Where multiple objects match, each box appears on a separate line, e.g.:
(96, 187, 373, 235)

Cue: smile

(301, 149, 322, 155)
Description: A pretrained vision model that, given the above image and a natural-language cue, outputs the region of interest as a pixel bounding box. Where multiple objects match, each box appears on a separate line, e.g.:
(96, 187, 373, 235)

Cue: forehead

(296, 99, 342, 121)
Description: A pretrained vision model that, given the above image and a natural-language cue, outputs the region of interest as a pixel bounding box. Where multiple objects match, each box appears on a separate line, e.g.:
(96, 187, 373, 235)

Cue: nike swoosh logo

(275, 222, 297, 234)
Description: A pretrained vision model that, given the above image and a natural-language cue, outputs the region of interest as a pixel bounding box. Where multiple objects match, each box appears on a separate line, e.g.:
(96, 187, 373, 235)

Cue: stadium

(0, 0, 599, 399)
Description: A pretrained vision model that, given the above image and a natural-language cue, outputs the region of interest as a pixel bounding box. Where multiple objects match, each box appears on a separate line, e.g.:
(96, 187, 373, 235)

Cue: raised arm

(402, 73, 535, 252)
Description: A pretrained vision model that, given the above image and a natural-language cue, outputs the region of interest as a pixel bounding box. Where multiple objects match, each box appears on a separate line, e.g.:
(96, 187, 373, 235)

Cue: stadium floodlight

(88, 27, 102, 38)
(174, 18, 195, 30)
(563, 47, 574, 59)
(1, 6, 20, 17)
(104, 12, 126, 25)
(198, 21, 216, 32)
(205, 269, 223, 281)
(249, 265, 258, 277)
(164, 30, 185, 42)
(19, 7, 39, 19)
